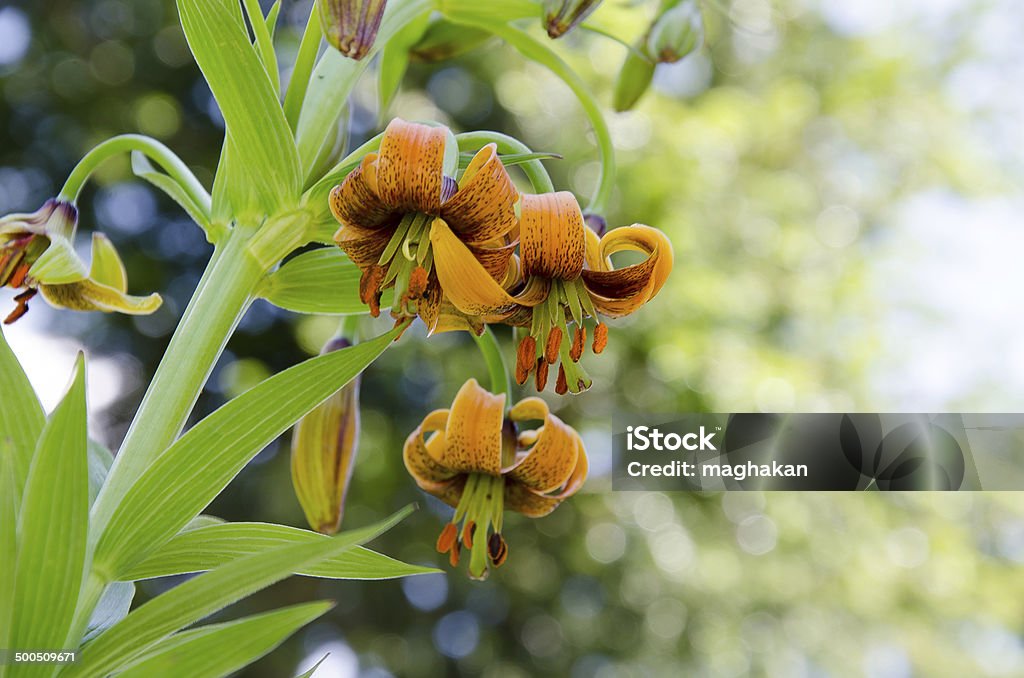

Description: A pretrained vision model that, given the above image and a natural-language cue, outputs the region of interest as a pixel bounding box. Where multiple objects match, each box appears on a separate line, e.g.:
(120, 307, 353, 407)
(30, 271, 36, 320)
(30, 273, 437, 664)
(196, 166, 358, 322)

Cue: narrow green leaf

(295, 0, 432, 181)
(132, 152, 217, 240)
(177, 0, 300, 214)
(458, 151, 563, 170)
(259, 248, 392, 315)
(93, 327, 402, 576)
(121, 522, 439, 581)
(10, 355, 88, 678)
(283, 3, 322, 132)
(68, 508, 412, 678)
(295, 654, 329, 678)
(181, 514, 226, 532)
(266, 0, 283, 40)
(0, 325, 46, 503)
(0, 444, 18, 676)
(83, 582, 135, 643)
(87, 438, 114, 507)
(116, 602, 332, 678)
(242, 0, 281, 95)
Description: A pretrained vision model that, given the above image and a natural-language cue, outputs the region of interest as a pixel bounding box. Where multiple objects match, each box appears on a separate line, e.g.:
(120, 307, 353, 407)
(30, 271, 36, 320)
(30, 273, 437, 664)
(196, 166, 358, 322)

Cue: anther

(570, 326, 586, 362)
(436, 522, 458, 554)
(545, 326, 562, 364)
(535, 358, 550, 392)
(488, 533, 508, 567)
(516, 336, 536, 385)
(462, 520, 476, 549)
(555, 364, 568, 395)
(593, 322, 608, 354)
(358, 265, 386, 317)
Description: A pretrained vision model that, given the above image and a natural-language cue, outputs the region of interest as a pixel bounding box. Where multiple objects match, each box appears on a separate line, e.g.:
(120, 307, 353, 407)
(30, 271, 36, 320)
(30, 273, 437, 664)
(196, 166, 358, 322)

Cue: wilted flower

(319, 0, 388, 60)
(291, 337, 360, 535)
(404, 379, 588, 579)
(431, 191, 672, 393)
(330, 118, 520, 333)
(647, 0, 704, 63)
(0, 199, 161, 324)
(543, 0, 603, 39)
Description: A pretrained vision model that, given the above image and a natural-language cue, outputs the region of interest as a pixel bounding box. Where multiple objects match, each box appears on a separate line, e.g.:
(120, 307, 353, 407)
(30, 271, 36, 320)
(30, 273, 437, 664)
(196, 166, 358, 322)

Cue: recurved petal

(329, 154, 395, 230)
(441, 143, 519, 245)
(403, 408, 458, 491)
(582, 225, 673, 317)
(430, 219, 519, 317)
(334, 224, 394, 269)
(468, 238, 517, 282)
(438, 378, 505, 475)
(520, 192, 586, 280)
(504, 481, 563, 518)
(376, 119, 448, 215)
(509, 396, 549, 422)
(40, 279, 162, 315)
(507, 413, 580, 494)
(89, 233, 128, 292)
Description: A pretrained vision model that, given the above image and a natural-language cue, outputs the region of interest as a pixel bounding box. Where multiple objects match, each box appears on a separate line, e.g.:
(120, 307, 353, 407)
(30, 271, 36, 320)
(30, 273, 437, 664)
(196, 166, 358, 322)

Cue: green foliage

(10, 356, 88, 677)
(122, 522, 438, 581)
(260, 249, 393, 315)
(116, 602, 333, 678)
(0, 327, 45, 503)
(92, 326, 404, 577)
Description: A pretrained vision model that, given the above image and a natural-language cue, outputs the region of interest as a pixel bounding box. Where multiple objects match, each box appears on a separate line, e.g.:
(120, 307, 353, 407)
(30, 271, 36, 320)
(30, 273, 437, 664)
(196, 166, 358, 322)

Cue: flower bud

(612, 46, 656, 112)
(410, 18, 493, 62)
(319, 0, 388, 61)
(291, 337, 361, 534)
(647, 0, 703, 63)
(543, 0, 603, 39)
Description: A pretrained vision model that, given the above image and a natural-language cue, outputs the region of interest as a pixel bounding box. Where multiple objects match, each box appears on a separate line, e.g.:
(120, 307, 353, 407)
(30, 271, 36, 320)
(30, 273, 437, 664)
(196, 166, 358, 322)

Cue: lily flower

(403, 378, 588, 579)
(0, 199, 161, 324)
(430, 191, 672, 393)
(330, 119, 520, 333)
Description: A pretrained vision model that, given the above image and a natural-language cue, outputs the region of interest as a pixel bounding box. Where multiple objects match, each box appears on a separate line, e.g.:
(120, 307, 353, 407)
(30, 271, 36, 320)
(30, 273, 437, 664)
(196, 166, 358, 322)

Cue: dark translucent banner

(612, 414, 1024, 491)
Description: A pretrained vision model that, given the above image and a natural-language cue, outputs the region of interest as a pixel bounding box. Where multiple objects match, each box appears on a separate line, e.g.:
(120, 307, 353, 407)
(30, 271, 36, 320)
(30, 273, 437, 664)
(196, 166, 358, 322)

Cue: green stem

(455, 131, 556, 194)
(472, 327, 512, 398)
(90, 231, 264, 534)
(283, 0, 323, 131)
(58, 134, 211, 212)
(450, 19, 616, 214)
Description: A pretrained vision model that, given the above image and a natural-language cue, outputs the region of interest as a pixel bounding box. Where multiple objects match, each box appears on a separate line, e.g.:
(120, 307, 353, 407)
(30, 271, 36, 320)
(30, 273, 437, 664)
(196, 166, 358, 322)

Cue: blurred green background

(4, 0, 1024, 675)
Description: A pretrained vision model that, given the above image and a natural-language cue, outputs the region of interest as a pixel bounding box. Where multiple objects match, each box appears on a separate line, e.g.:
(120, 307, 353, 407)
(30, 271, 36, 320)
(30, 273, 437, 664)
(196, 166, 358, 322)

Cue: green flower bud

(319, 0, 388, 61)
(647, 0, 703, 63)
(612, 46, 656, 112)
(543, 0, 603, 39)
(410, 18, 493, 62)
(291, 337, 361, 534)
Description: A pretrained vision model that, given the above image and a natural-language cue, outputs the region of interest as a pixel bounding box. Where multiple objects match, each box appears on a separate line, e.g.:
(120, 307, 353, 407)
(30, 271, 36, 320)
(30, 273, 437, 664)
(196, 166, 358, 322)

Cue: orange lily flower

(430, 191, 672, 393)
(330, 118, 520, 333)
(403, 378, 588, 579)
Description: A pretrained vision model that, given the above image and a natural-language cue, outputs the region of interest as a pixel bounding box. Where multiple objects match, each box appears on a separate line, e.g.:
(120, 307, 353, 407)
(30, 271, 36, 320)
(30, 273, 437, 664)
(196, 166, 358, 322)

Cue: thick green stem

(472, 327, 512, 398)
(58, 134, 211, 213)
(90, 231, 264, 533)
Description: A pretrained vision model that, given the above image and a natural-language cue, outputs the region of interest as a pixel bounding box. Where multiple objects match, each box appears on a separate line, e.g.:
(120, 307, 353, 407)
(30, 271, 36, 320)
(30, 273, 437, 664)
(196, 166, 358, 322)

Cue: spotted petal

(520, 192, 585, 281)
(582, 224, 673, 317)
(376, 119, 448, 214)
(441, 143, 519, 245)
(329, 154, 395, 231)
(430, 219, 548, 317)
(503, 482, 563, 517)
(507, 413, 582, 494)
(403, 408, 457, 492)
(433, 378, 505, 476)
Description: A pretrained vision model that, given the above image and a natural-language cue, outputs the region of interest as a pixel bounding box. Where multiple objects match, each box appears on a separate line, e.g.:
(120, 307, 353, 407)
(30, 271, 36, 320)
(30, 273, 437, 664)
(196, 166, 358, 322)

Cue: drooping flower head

(543, 0, 604, 39)
(431, 191, 672, 393)
(330, 119, 521, 334)
(404, 379, 588, 579)
(0, 199, 161, 324)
